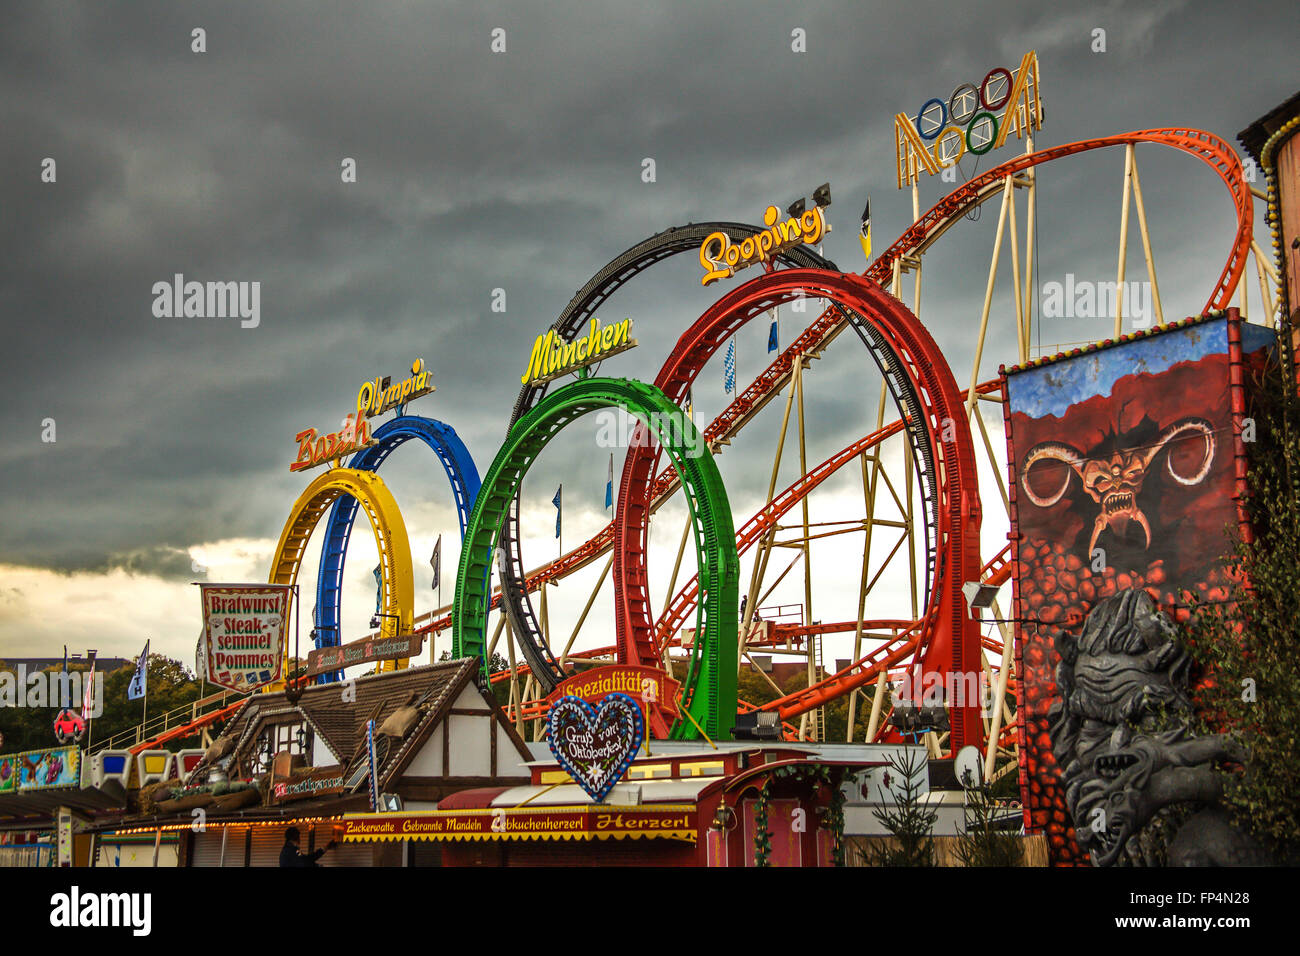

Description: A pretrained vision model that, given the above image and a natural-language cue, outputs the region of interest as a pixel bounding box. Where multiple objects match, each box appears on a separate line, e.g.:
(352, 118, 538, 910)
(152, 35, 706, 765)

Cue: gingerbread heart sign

(546, 693, 644, 803)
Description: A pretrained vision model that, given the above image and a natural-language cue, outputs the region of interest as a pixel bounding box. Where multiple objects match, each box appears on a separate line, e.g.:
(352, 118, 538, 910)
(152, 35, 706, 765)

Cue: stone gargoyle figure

(1049, 588, 1270, 866)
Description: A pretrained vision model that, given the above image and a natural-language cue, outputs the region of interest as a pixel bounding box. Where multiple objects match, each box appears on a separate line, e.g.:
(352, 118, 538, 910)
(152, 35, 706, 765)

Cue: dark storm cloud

(0, 0, 1295, 574)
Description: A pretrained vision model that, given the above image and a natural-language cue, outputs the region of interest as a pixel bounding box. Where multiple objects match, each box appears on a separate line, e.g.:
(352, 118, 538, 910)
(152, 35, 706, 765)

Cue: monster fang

(1021, 418, 1216, 553)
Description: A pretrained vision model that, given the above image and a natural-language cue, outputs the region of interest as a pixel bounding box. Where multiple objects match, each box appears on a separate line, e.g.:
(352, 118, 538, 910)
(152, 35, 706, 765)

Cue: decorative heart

(546, 693, 644, 803)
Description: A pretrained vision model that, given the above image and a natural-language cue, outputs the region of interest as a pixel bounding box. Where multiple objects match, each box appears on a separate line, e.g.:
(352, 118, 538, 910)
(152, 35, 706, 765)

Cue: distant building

(0, 657, 132, 674)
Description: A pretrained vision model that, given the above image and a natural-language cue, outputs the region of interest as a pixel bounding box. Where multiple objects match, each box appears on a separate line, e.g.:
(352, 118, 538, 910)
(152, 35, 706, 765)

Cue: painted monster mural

(1021, 414, 1215, 556)
(1002, 312, 1275, 866)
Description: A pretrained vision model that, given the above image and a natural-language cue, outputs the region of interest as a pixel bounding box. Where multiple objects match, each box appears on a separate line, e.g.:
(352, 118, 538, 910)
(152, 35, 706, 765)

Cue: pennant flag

(195, 630, 207, 682)
(723, 339, 736, 394)
(373, 564, 383, 613)
(684, 387, 694, 422)
(605, 454, 614, 510)
(859, 196, 872, 263)
(553, 484, 563, 538)
(767, 308, 779, 353)
(127, 640, 149, 701)
(83, 649, 98, 712)
(430, 535, 442, 591)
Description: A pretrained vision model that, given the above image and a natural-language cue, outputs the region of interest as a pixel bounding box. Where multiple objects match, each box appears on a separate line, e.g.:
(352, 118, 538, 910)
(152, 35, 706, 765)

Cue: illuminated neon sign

(290, 412, 376, 472)
(894, 50, 1042, 188)
(290, 358, 433, 472)
(698, 205, 828, 286)
(520, 318, 636, 386)
(356, 358, 435, 419)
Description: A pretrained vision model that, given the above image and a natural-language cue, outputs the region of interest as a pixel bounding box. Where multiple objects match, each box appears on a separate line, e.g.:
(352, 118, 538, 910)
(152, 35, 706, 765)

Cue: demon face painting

(1020, 411, 1216, 556)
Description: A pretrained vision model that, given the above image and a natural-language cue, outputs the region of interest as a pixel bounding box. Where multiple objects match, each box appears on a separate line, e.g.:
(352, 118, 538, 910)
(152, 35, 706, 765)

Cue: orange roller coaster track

(128, 130, 1250, 754)
(405, 126, 1251, 645)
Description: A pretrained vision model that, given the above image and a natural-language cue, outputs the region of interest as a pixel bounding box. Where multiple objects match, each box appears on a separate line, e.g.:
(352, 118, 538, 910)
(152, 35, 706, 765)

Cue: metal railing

(89, 688, 246, 753)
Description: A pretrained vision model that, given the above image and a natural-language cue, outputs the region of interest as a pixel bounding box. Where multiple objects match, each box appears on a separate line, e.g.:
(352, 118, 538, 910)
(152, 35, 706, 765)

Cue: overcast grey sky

(1, 0, 1295, 664)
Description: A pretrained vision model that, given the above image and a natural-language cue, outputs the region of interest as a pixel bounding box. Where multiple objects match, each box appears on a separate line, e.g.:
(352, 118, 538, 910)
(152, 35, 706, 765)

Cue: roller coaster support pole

(1007, 173, 1025, 364)
(984, 623, 1016, 783)
(539, 581, 552, 664)
(847, 384, 888, 739)
(1240, 254, 1250, 319)
(1251, 240, 1278, 318)
(973, 407, 1010, 512)
(740, 363, 799, 670)
(865, 670, 887, 741)
(485, 612, 507, 664)
(505, 614, 524, 737)
(795, 353, 819, 739)
(968, 176, 1012, 417)
(528, 673, 542, 741)
(1022, 133, 1038, 359)
(912, 180, 923, 314)
(559, 555, 613, 670)
(1115, 144, 1135, 337)
(979, 655, 995, 738)
(662, 516, 692, 619)
(1129, 151, 1165, 327)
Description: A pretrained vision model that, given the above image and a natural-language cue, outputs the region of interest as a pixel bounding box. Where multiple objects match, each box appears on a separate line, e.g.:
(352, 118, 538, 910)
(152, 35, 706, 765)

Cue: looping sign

(698, 205, 827, 287)
(546, 693, 644, 803)
(894, 50, 1042, 187)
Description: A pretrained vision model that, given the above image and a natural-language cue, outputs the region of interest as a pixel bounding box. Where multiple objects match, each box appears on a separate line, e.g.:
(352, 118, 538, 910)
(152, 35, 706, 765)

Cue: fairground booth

(90, 659, 532, 867)
(339, 741, 898, 867)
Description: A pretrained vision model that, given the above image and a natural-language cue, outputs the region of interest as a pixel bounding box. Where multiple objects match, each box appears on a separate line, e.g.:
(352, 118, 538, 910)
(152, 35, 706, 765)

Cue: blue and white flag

(605, 455, 613, 510)
(767, 309, 779, 353)
(373, 564, 383, 613)
(723, 339, 736, 394)
(553, 484, 563, 538)
(430, 535, 442, 591)
(127, 640, 149, 701)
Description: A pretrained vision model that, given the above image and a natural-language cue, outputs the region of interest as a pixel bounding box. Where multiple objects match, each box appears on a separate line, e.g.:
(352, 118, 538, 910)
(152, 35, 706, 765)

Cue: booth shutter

(249, 827, 287, 867)
(191, 830, 247, 867)
(318, 839, 374, 867)
(306, 822, 374, 867)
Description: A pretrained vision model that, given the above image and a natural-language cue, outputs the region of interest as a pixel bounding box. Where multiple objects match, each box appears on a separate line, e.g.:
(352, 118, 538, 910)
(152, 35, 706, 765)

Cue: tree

(95, 655, 204, 748)
(0, 655, 203, 753)
(859, 748, 937, 866)
(953, 782, 1024, 867)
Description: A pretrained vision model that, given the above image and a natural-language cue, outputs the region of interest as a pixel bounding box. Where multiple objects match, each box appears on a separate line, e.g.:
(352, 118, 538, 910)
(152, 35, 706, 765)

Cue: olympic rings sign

(894, 51, 1042, 187)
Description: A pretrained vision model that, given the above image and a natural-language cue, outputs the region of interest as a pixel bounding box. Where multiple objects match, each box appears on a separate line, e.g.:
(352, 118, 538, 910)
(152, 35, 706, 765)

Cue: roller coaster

(109, 120, 1274, 786)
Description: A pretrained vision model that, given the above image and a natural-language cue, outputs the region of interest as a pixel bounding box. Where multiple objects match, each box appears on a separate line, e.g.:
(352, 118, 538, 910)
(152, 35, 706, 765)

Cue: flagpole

(83, 650, 97, 751)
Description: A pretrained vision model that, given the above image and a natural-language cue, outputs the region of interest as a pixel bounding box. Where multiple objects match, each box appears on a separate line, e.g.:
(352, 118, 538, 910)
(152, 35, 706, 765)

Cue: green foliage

(752, 779, 773, 867)
(1179, 335, 1300, 859)
(862, 748, 937, 866)
(736, 665, 782, 707)
(0, 655, 204, 754)
(822, 686, 875, 742)
(953, 783, 1024, 867)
